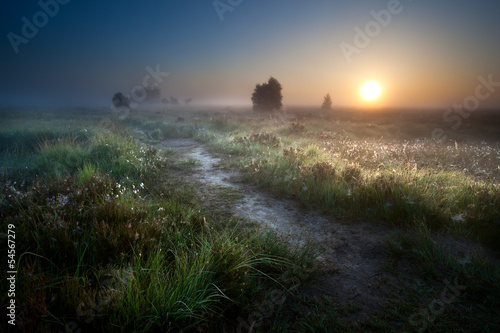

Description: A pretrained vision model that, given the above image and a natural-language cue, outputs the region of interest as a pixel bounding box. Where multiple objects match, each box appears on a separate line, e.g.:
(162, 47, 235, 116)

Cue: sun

(360, 81, 382, 101)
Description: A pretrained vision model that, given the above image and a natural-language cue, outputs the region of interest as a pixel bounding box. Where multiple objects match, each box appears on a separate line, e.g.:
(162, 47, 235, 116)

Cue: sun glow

(360, 81, 382, 101)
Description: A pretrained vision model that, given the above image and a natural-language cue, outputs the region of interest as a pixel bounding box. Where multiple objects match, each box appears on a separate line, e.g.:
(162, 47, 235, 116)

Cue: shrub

(251, 77, 283, 112)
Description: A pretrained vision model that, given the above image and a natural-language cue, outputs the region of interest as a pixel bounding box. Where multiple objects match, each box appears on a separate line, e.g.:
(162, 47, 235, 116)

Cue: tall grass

(0, 118, 315, 332)
(195, 120, 500, 250)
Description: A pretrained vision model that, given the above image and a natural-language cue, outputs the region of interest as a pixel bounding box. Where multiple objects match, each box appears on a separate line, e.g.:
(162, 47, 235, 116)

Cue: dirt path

(161, 138, 397, 318)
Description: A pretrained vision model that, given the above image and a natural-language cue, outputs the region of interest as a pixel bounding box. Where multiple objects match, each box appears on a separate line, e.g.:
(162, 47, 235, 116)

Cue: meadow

(1, 106, 499, 332)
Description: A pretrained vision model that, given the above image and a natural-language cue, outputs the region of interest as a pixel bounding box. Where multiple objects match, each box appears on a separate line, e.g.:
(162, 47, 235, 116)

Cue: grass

(380, 226, 500, 332)
(193, 114, 500, 251)
(0, 110, 316, 332)
(191, 108, 500, 331)
(1, 107, 499, 332)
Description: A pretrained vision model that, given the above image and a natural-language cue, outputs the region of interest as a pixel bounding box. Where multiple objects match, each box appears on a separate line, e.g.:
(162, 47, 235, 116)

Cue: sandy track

(161, 138, 397, 318)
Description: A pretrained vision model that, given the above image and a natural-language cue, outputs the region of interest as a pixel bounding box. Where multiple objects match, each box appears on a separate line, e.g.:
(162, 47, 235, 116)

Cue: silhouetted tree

(251, 77, 283, 112)
(112, 92, 130, 108)
(322, 94, 332, 110)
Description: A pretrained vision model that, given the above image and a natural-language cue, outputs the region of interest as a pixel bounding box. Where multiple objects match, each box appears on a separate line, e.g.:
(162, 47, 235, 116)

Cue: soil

(159, 138, 499, 321)
(161, 138, 397, 319)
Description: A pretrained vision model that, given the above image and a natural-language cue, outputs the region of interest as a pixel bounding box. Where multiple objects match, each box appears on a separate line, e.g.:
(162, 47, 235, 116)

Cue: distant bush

(251, 77, 283, 112)
(321, 94, 332, 110)
(112, 92, 130, 108)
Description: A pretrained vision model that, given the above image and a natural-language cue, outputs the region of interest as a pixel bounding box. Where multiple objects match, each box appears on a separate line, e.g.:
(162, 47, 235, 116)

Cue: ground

(1, 107, 499, 332)
(157, 129, 499, 331)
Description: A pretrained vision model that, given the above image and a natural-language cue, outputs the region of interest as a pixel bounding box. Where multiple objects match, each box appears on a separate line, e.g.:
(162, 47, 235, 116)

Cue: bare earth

(161, 138, 399, 319)
(160, 138, 499, 322)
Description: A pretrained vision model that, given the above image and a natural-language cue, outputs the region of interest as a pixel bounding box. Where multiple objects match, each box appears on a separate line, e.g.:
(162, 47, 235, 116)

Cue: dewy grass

(2, 108, 498, 331)
(35, 139, 88, 178)
(196, 122, 500, 250)
(1, 168, 309, 331)
(76, 162, 97, 186)
(0, 111, 315, 331)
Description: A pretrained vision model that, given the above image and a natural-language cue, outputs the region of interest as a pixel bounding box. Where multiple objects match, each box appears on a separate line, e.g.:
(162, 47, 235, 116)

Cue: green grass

(0, 111, 316, 332)
(193, 119, 500, 251)
(1, 107, 499, 332)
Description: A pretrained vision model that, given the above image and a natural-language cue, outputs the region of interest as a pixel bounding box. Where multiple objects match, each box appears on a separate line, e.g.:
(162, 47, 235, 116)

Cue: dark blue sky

(1, 0, 500, 108)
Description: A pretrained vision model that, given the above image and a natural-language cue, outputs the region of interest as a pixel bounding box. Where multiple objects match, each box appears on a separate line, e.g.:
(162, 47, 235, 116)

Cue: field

(1, 106, 499, 332)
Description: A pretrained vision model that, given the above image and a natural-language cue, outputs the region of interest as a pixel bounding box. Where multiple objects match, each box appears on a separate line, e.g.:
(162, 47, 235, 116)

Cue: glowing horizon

(1, 1, 500, 109)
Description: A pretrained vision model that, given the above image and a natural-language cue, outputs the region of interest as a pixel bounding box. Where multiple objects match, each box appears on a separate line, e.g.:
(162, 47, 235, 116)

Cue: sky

(1, 0, 500, 109)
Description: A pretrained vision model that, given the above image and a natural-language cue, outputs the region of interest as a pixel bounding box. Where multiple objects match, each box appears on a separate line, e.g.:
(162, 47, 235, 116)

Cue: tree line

(112, 77, 332, 111)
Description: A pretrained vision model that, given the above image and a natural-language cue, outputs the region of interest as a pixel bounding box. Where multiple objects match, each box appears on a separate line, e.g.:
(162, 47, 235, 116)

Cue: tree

(322, 94, 332, 110)
(251, 77, 283, 112)
(112, 92, 130, 108)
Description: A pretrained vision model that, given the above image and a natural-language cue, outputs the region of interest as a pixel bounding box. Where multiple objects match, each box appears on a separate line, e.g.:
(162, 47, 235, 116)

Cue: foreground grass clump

(0, 123, 314, 332)
(0, 169, 309, 332)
